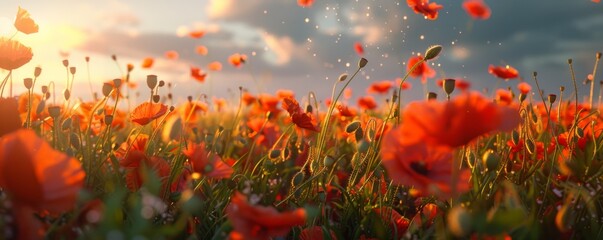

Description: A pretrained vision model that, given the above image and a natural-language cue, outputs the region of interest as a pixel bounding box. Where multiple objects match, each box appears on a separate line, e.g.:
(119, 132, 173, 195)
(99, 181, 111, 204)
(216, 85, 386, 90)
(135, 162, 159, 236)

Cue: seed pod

(64, 89, 71, 101)
(147, 75, 158, 89)
(48, 106, 61, 119)
(548, 94, 557, 104)
(33, 67, 42, 77)
(62, 59, 69, 67)
(158, 80, 165, 87)
(102, 83, 113, 97)
(269, 149, 281, 160)
(338, 73, 348, 82)
(152, 95, 160, 103)
(113, 78, 122, 88)
(427, 92, 437, 100)
(443, 78, 456, 95)
(23, 78, 33, 89)
(70, 67, 76, 75)
(105, 115, 113, 125)
(358, 58, 368, 68)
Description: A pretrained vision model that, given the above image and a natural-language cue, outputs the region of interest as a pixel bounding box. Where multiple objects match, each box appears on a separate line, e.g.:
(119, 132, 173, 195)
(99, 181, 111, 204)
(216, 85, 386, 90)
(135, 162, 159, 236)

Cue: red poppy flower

(208, 61, 222, 71)
(354, 42, 364, 56)
(0, 37, 33, 71)
(358, 95, 378, 110)
(141, 57, 154, 68)
(593, 0, 601, 3)
(367, 80, 393, 94)
(517, 82, 531, 95)
(282, 97, 319, 132)
(407, 56, 436, 84)
(395, 78, 413, 90)
(229, 53, 247, 67)
(488, 64, 519, 80)
(299, 226, 338, 240)
(462, 0, 491, 20)
(0, 129, 85, 212)
(165, 50, 179, 60)
(398, 91, 520, 148)
(0, 97, 22, 137)
(406, 0, 443, 20)
(188, 30, 205, 39)
(298, 0, 314, 7)
(191, 67, 207, 82)
(242, 92, 257, 106)
(14, 7, 38, 34)
(374, 207, 410, 236)
(336, 104, 358, 117)
(226, 192, 307, 240)
(130, 102, 168, 125)
(380, 137, 471, 199)
(495, 89, 513, 105)
(196, 45, 208, 56)
(182, 142, 233, 179)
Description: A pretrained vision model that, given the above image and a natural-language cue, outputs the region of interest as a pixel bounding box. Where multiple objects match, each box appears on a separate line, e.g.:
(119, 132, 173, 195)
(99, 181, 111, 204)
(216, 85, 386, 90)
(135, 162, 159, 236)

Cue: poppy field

(1, 1, 603, 239)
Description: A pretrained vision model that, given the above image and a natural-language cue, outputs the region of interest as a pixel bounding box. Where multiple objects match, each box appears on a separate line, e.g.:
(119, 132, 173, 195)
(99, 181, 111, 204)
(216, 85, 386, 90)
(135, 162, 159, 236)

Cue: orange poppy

(229, 53, 247, 67)
(116, 134, 171, 191)
(358, 95, 378, 110)
(344, 88, 353, 99)
(14, 7, 38, 34)
(593, 0, 600, 3)
(141, 57, 154, 68)
(282, 97, 319, 132)
(213, 97, 227, 111)
(226, 192, 307, 240)
(406, 0, 443, 20)
(0, 97, 22, 137)
(398, 91, 520, 148)
(188, 30, 205, 39)
(517, 82, 532, 95)
(336, 104, 358, 117)
(130, 102, 168, 125)
(165, 50, 179, 60)
(176, 100, 208, 124)
(354, 42, 364, 56)
(367, 80, 393, 94)
(258, 94, 281, 115)
(299, 226, 338, 240)
(191, 67, 207, 82)
(0, 129, 84, 212)
(276, 89, 295, 99)
(182, 142, 233, 179)
(0, 38, 33, 70)
(195, 45, 208, 56)
(242, 92, 257, 106)
(298, 0, 314, 7)
(208, 61, 223, 71)
(407, 56, 436, 84)
(380, 136, 471, 199)
(495, 89, 513, 105)
(488, 64, 519, 80)
(462, 0, 491, 20)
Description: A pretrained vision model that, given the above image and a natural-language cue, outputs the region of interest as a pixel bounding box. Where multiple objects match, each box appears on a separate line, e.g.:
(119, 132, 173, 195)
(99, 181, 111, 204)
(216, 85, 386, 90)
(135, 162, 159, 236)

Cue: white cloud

(262, 33, 296, 65)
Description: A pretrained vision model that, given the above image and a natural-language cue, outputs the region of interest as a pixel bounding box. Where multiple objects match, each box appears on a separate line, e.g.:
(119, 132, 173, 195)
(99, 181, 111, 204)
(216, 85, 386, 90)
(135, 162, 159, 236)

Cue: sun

(25, 24, 88, 52)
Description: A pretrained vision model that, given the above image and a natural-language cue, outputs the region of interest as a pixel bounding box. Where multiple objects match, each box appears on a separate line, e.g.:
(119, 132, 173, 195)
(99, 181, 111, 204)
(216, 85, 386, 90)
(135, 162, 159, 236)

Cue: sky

(1, 0, 602, 106)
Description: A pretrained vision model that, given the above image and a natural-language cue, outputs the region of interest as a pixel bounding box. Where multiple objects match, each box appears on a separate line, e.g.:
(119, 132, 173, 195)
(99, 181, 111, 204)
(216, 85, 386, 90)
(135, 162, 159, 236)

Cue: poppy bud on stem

(427, 92, 437, 100)
(424, 45, 443, 61)
(147, 75, 158, 89)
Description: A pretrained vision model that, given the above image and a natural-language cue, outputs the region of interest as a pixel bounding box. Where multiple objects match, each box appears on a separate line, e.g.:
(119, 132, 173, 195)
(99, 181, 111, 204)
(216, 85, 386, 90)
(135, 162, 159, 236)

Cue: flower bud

(358, 58, 368, 68)
(85, 56, 90, 62)
(424, 45, 442, 61)
(323, 155, 335, 167)
(111, 54, 117, 61)
(345, 121, 361, 133)
(70, 67, 76, 75)
(567, 58, 572, 64)
(147, 75, 158, 89)
(23, 78, 33, 89)
(152, 95, 160, 103)
(158, 80, 165, 87)
(482, 150, 500, 171)
(338, 73, 348, 82)
(597, 52, 601, 60)
(62, 59, 69, 67)
(64, 89, 71, 101)
(105, 114, 113, 125)
(127, 63, 134, 72)
(427, 92, 437, 100)
(447, 206, 472, 237)
(519, 93, 527, 103)
(269, 149, 281, 160)
(41, 85, 48, 94)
